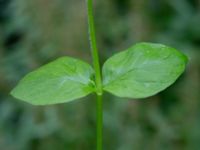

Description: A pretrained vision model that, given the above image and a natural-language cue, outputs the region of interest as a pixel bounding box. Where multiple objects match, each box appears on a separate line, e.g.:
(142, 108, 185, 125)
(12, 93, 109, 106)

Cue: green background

(0, 0, 199, 149)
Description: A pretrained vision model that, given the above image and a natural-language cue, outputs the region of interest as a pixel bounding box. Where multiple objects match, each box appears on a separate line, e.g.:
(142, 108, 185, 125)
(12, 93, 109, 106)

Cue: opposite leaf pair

(11, 42, 188, 105)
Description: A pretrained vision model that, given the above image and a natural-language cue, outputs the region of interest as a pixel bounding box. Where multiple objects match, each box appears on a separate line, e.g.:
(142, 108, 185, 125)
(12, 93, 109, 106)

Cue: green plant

(10, 0, 188, 149)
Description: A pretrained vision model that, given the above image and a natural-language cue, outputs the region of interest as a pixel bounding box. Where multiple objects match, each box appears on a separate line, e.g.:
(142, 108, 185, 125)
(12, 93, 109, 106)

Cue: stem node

(86, 0, 103, 150)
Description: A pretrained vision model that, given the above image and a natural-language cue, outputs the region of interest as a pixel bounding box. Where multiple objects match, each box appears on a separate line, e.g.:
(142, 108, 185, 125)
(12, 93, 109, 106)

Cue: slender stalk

(86, 0, 103, 150)
(86, 0, 102, 95)
(96, 95, 103, 150)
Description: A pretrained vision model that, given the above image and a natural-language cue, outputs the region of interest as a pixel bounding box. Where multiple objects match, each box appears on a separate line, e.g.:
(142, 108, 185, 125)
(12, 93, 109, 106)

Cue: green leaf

(102, 42, 188, 99)
(11, 57, 95, 105)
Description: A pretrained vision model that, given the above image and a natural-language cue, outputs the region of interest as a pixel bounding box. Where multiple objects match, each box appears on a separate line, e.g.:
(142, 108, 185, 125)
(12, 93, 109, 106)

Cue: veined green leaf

(11, 57, 95, 105)
(102, 42, 188, 99)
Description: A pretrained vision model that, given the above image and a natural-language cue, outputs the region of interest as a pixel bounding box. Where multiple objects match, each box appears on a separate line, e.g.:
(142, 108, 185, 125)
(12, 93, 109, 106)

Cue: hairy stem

(86, 0, 103, 150)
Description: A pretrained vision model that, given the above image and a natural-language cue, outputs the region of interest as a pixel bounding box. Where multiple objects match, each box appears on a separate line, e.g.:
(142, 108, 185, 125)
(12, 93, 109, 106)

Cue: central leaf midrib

(103, 67, 163, 88)
(103, 67, 138, 88)
(26, 74, 94, 88)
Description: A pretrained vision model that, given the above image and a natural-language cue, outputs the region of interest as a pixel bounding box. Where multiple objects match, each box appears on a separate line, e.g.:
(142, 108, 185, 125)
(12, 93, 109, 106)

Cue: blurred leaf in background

(0, 0, 199, 150)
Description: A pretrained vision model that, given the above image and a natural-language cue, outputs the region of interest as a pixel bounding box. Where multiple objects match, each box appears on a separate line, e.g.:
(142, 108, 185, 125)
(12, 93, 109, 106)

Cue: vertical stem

(87, 0, 102, 95)
(96, 95, 103, 150)
(86, 0, 103, 150)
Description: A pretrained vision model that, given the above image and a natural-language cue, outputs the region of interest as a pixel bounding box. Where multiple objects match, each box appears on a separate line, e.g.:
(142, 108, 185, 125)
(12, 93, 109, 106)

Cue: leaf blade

(102, 42, 188, 98)
(11, 57, 95, 105)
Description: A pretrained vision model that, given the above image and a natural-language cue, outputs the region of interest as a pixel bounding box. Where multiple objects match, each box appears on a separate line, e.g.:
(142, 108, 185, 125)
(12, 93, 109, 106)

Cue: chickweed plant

(11, 0, 188, 149)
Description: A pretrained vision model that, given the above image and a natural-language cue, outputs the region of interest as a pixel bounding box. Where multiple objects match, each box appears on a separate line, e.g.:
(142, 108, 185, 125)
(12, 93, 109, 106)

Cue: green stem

(96, 95, 103, 150)
(87, 0, 102, 95)
(86, 0, 103, 150)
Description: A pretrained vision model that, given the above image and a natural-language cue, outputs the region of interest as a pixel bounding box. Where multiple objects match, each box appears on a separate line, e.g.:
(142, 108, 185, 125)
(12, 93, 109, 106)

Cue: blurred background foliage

(0, 0, 199, 149)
